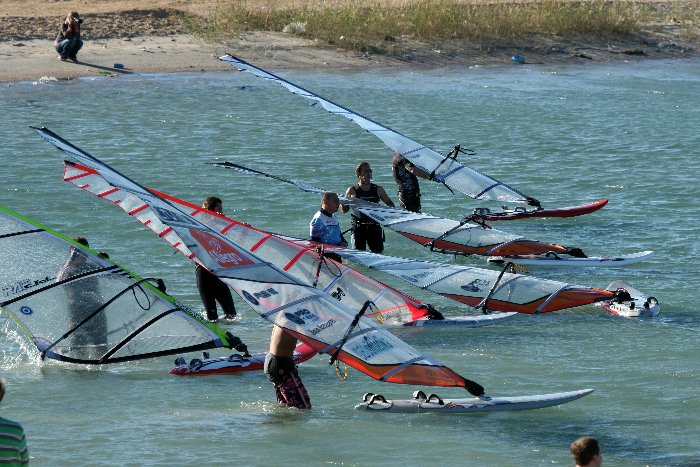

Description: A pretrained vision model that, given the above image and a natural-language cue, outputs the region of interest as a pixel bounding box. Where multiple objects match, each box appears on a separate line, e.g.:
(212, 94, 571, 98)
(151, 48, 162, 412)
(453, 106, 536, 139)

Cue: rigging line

(424, 218, 470, 251)
(430, 144, 460, 179)
(39, 277, 165, 360)
(104, 277, 167, 337)
(475, 261, 514, 315)
(328, 300, 375, 365)
(423, 214, 491, 251)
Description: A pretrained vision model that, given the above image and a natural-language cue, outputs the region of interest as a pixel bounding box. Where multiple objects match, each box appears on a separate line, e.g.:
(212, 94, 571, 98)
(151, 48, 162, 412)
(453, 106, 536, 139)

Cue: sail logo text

(284, 308, 320, 326)
(400, 271, 433, 283)
(330, 287, 345, 301)
(189, 229, 254, 268)
(153, 206, 199, 227)
(2, 276, 53, 297)
(348, 335, 393, 359)
(309, 319, 336, 335)
(461, 279, 489, 292)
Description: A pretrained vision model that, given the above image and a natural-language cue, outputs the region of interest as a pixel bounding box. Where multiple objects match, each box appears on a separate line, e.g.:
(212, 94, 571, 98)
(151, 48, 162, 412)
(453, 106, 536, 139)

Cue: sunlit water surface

(1, 58, 699, 466)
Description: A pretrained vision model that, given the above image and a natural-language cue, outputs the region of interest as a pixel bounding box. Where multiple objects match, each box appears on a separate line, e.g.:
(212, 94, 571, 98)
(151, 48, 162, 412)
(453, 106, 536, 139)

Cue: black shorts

(398, 191, 421, 213)
(352, 220, 384, 253)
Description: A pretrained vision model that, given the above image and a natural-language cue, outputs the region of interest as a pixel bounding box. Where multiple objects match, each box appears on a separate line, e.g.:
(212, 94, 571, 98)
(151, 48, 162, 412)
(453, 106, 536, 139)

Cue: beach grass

(182, 0, 700, 50)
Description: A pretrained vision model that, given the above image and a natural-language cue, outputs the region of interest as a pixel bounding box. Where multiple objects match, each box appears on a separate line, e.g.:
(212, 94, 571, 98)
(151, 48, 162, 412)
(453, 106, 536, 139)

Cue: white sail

(219, 54, 536, 204)
(0, 204, 235, 364)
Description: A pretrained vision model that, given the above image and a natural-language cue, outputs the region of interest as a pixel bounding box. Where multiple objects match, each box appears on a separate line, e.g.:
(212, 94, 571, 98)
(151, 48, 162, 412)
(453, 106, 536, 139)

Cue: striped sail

(34, 126, 484, 393)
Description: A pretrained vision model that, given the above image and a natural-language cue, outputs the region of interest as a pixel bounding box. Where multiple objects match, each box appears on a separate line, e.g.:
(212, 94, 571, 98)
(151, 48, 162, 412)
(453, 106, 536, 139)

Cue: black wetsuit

(392, 155, 421, 213)
(351, 183, 385, 253)
(195, 265, 236, 321)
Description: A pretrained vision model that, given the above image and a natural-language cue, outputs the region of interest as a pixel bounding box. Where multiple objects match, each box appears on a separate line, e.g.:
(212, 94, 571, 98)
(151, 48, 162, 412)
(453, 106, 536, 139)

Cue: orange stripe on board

(159, 227, 173, 237)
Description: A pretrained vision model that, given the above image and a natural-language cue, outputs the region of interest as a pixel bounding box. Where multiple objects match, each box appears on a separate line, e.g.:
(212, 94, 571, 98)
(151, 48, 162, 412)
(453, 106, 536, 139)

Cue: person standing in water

(342, 161, 395, 253)
(196, 197, 238, 322)
(570, 436, 602, 467)
(263, 326, 312, 409)
(392, 152, 433, 213)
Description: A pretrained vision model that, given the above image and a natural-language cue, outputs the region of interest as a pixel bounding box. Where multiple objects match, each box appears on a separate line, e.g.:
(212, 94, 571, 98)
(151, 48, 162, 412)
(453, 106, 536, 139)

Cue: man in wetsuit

(309, 192, 348, 248)
(392, 152, 432, 213)
(195, 197, 237, 322)
(342, 161, 395, 253)
(56, 236, 108, 360)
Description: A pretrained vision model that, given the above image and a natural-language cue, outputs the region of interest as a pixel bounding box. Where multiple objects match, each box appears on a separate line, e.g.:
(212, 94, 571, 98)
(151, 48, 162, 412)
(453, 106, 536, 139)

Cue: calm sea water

(1, 58, 699, 466)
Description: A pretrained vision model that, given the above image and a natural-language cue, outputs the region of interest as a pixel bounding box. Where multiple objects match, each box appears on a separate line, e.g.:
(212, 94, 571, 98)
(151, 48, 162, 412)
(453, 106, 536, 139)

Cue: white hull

(596, 280, 660, 317)
(487, 250, 653, 268)
(355, 388, 594, 413)
(393, 312, 518, 328)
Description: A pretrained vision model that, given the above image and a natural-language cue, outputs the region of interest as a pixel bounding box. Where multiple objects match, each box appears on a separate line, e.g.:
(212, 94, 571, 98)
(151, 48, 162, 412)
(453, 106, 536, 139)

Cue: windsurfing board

(474, 199, 608, 221)
(169, 342, 316, 376)
(595, 281, 660, 318)
(355, 388, 594, 413)
(487, 250, 653, 268)
(397, 312, 518, 328)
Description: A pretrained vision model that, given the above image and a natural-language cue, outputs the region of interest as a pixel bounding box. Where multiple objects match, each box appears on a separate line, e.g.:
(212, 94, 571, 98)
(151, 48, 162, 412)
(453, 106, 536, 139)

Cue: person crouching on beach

(55, 12, 83, 62)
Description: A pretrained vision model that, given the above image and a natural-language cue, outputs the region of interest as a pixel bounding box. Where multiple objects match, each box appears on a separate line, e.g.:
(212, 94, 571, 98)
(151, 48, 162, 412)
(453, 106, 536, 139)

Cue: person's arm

(376, 185, 395, 207)
(404, 160, 431, 180)
(310, 215, 324, 242)
(340, 186, 355, 213)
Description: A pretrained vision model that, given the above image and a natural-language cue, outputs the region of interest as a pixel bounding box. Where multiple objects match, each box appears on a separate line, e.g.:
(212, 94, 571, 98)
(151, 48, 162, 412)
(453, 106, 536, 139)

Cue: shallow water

(1, 58, 699, 466)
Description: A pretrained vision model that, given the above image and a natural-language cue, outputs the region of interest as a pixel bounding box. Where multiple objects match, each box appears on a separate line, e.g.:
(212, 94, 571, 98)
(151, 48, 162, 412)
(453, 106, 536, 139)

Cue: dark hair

(0, 380, 5, 403)
(202, 197, 223, 211)
(73, 236, 89, 247)
(570, 436, 600, 465)
(355, 161, 371, 177)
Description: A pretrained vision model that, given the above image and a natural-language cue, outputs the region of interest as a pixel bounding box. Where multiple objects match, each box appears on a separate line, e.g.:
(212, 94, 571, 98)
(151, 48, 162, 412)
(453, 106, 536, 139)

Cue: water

(1, 58, 699, 466)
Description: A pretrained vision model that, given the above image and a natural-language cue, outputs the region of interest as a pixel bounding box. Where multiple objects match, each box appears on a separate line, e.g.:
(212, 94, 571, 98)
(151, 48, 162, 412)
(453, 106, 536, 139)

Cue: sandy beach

(1, 0, 698, 82)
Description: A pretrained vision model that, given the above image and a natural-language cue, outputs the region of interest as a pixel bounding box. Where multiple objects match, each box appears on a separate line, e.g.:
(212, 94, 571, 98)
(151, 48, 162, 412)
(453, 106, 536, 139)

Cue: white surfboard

(394, 312, 518, 328)
(355, 388, 594, 413)
(487, 250, 653, 268)
(595, 280, 660, 317)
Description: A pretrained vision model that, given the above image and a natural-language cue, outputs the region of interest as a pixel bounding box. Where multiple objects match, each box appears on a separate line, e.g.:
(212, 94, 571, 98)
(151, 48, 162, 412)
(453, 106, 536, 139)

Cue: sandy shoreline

(3, 30, 699, 85)
(1, 0, 699, 83)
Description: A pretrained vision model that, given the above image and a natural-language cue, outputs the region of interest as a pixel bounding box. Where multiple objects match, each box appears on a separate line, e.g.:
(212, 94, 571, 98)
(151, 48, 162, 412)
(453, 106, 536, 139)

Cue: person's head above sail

(202, 196, 223, 214)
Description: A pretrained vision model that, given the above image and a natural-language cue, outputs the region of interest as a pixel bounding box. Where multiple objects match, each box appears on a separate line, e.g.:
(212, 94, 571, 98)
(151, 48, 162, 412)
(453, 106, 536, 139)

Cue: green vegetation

(182, 0, 699, 51)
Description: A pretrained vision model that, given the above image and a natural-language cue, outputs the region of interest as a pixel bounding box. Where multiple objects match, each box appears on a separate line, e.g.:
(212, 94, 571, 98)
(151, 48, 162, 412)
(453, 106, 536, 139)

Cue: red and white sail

(34, 126, 484, 393)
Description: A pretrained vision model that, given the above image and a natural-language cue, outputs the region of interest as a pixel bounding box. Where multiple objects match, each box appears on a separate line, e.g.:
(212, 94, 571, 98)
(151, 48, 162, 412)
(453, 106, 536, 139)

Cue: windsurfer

(310, 192, 348, 248)
(263, 327, 312, 409)
(196, 197, 238, 322)
(56, 237, 108, 360)
(341, 162, 395, 253)
(392, 152, 434, 213)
